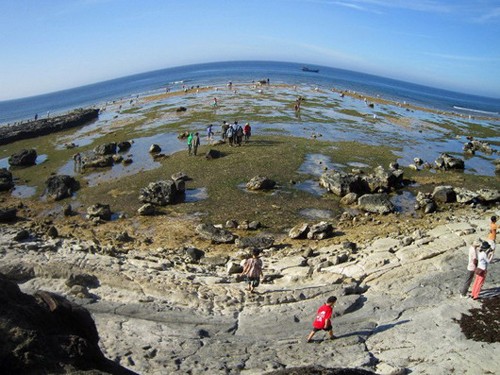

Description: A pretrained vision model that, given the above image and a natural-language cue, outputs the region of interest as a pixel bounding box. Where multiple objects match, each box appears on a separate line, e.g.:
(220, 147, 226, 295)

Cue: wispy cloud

(473, 6, 500, 23)
(424, 52, 500, 63)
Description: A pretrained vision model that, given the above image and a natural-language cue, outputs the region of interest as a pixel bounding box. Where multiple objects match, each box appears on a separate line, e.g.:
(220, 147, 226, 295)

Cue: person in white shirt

(471, 241, 493, 300)
(460, 240, 481, 297)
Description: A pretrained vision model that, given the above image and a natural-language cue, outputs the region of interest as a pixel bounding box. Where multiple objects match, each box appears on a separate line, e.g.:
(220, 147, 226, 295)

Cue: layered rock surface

(0, 208, 499, 374)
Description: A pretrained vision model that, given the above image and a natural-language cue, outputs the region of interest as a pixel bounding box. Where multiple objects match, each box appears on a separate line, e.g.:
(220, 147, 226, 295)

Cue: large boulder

(0, 207, 17, 222)
(86, 203, 112, 221)
(432, 186, 457, 203)
(307, 221, 334, 240)
(0, 168, 14, 191)
(93, 142, 117, 155)
(195, 224, 235, 244)
(319, 169, 365, 197)
(235, 235, 275, 249)
(358, 193, 395, 214)
(139, 180, 180, 206)
(434, 153, 464, 170)
(45, 175, 80, 201)
(246, 176, 276, 190)
(0, 275, 134, 374)
(8, 149, 37, 167)
(82, 155, 114, 169)
(363, 166, 404, 193)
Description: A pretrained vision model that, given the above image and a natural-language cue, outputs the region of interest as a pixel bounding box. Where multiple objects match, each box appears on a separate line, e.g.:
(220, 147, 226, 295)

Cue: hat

(480, 241, 490, 251)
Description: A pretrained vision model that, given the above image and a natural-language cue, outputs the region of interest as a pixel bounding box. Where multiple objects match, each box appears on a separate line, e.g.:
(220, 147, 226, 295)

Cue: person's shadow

(335, 319, 411, 340)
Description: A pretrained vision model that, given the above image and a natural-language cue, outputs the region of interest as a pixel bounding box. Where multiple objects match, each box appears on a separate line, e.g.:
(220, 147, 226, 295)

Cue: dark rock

(46, 226, 58, 238)
(307, 222, 334, 240)
(195, 224, 235, 244)
(94, 142, 117, 155)
(0, 168, 14, 191)
(0, 108, 99, 146)
(66, 273, 100, 288)
(149, 144, 161, 153)
(0, 207, 17, 222)
(246, 176, 276, 190)
(176, 106, 187, 112)
(63, 204, 73, 216)
(205, 149, 221, 159)
(117, 141, 132, 152)
(0, 275, 135, 375)
(235, 235, 274, 249)
(82, 155, 114, 169)
(319, 169, 365, 197)
(45, 175, 79, 201)
(13, 229, 30, 241)
(248, 221, 261, 230)
(87, 203, 112, 221)
(289, 223, 309, 239)
(358, 193, 395, 214)
(8, 149, 37, 167)
(225, 219, 238, 228)
(139, 180, 180, 206)
(432, 186, 457, 203)
(137, 203, 156, 216)
(435, 153, 465, 170)
(185, 247, 205, 263)
(266, 366, 376, 375)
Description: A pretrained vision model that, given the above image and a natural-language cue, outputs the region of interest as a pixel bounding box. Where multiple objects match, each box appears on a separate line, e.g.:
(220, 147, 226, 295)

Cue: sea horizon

(1, 60, 500, 125)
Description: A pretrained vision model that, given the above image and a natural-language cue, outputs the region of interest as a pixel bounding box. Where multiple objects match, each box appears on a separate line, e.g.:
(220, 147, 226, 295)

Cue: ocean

(1, 60, 499, 125)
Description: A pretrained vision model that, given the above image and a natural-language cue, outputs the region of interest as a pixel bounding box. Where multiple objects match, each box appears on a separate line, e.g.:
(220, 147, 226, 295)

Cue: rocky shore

(0, 108, 99, 145)
(0, 81, 499, 374)
(1, 201, 499, 374)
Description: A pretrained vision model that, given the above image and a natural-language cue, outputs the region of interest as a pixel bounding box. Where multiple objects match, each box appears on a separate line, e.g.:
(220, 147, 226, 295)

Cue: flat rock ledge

(0, 108, 99, 145)
(0, 208, 499, 374)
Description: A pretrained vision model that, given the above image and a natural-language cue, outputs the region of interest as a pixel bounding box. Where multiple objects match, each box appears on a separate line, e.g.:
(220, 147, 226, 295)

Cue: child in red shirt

(307, 296, 337, 342)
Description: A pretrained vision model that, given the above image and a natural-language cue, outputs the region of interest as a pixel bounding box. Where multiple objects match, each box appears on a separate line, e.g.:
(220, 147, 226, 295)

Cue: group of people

(460, 215, 497, 300)
(221, 121, 251, 146)
(240, 248, 337, 343)
(185, 120, 252, 155)
(240, 215, 497, 344)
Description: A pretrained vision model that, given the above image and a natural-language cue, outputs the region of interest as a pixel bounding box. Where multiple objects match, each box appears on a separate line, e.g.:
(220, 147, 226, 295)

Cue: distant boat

(302, 66, 319, 73)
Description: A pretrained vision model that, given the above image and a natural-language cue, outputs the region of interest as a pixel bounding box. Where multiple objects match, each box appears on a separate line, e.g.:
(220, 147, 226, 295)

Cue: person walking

(487, 215, 497, 255)
(241, 249, 263, 293)
(471, 241, 493, 300)
(307, 296, 337, 343)
(187, 132, 193, 155)
(243, 122, 251, 143)
(193, 132, 200, 156)
(459, 239, 481, 297)
(206, 124, 214, 142)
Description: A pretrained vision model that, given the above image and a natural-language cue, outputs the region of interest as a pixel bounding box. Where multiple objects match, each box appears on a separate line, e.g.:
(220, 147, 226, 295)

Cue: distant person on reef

(487, 215, 497, 254)
(459, 239, 480, 297)
(187, 132, 193, 156)
(34, 113, 38, 121)
(226, 124, 234, 146)
(307, 296, 337, 343)
(221, 121, 229, 141)
(193, 132, 200, 156)
(471, 242, 493, 300)
(243, 122, 251, 143)
(206, 124, 214, 142)
(213, 97, 218, 107)
(241, 249, 263, 293)
(235, 122, 244, 146)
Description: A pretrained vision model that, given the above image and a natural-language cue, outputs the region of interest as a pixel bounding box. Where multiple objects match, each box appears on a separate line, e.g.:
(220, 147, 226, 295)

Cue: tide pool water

(1, 61, 499, 125)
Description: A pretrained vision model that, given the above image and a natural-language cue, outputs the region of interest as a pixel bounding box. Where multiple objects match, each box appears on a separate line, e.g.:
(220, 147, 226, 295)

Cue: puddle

(391, 190, 417, 215)
(298, 154, 338, 176)
(184, 187, 208, 202)
(11, 185, 37, 198)
(299, 208, 334, 220)
(293, 179, 325, 196)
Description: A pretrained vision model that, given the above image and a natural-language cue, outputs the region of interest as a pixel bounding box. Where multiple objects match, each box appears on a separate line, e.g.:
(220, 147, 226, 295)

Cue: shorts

(312, 325, 332, 332)
(246, 277, 260, 288)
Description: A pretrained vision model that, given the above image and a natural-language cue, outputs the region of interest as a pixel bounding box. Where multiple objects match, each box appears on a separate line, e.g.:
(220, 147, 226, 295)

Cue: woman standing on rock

(241, 249, 263, 293)
(471, 241, 493, 300)
(460, 240, 480, 297)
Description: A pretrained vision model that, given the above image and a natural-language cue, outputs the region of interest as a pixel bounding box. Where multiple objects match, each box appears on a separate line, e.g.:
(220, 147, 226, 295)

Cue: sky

(1, 0, 500, 101)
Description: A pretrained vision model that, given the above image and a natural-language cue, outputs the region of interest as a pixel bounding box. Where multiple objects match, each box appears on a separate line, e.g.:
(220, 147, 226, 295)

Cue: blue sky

(1, 0, 500, 100)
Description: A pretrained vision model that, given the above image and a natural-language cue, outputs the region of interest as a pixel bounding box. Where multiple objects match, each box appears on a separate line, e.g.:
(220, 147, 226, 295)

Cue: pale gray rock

(432, 185, 456, 203)
(246, 175, 276, 190)
(307, 221, 334, 240)
(86, 203, 112, 221)
(289, 223, 309, 239)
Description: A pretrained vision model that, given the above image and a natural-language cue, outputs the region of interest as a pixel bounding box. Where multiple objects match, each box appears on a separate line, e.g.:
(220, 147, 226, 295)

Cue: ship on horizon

(302, 66, 319, 73)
